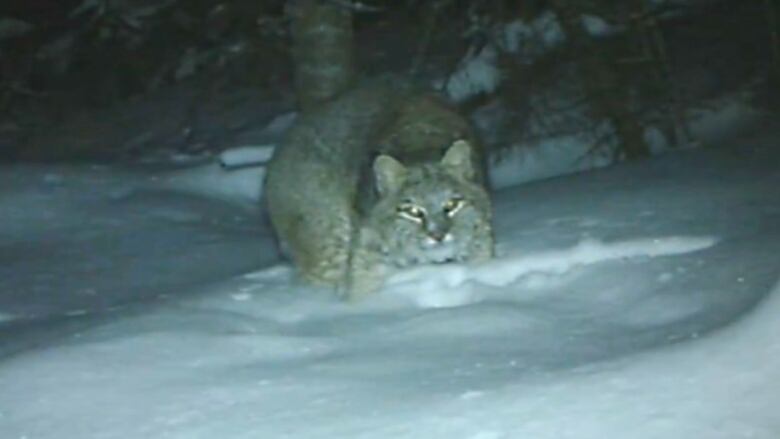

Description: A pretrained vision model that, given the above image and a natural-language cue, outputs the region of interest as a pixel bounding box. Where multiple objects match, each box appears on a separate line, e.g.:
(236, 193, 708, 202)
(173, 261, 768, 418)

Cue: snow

(501, 12, 565, 59)
(500, 12, 615, 65)
(0, 165, 275, 321)
(580, 14, 616, 36)
(155, 162, 265, 207)
(0, 313, 16, 322)
(687, 93, 762, 146)
(1, 115, 779, 438)
(442, 46, 502, 103)
(261, 111, 298, 137)
(386, 235, 718, 308)
(488, 134, 613, 188)
(485, 90, 762, 189)
(218, 145, 275, 168)
(452, 10, 764, 190)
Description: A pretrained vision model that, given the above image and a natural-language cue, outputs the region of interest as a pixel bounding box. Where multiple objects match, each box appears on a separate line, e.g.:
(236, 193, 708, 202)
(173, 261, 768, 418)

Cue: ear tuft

(441, 139, 475, 181)
(373, 155, 407, 196)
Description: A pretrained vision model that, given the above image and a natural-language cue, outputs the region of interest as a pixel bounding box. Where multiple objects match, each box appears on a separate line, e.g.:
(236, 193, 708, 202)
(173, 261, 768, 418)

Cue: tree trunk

(550, 0, 650, 159)
(288, 0, 356, 112)
(766, 0, 780, 109)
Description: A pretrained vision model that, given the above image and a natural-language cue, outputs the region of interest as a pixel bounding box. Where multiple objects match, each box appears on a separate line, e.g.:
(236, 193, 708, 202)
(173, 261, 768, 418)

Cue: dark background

(0, 0, 776, 163)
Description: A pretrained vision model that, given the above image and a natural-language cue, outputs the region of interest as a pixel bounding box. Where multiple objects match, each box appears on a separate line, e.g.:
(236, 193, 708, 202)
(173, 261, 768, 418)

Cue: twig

(409, 0, 453, 76)
(638, 0, 693, 146)
(323, 0, 384, 13)
(767, 0, 780, 73)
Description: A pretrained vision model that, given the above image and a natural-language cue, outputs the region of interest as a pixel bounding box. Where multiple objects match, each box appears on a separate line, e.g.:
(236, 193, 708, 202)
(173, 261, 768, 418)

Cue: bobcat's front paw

(338, 271, 384, 301)
(338, 260, 390, 301)
(466, 226, 495, 262)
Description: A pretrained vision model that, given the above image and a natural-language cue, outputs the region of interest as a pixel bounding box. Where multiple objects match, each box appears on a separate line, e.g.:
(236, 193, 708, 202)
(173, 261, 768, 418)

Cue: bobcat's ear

(373, 154, 407, 196)
(441, 139, 475, 181)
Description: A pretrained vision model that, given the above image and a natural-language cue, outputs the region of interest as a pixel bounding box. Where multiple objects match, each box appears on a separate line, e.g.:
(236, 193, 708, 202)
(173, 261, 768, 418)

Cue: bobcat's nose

(424, 216, 452, 245)
(425, 231, 452, 245)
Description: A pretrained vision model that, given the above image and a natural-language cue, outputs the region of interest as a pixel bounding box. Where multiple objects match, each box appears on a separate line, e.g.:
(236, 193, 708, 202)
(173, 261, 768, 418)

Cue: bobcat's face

(366, 140, 493, 267)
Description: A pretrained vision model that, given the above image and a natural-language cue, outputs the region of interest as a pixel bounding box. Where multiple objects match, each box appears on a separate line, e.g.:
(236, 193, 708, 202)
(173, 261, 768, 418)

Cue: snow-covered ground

(1, 115, 779, 438)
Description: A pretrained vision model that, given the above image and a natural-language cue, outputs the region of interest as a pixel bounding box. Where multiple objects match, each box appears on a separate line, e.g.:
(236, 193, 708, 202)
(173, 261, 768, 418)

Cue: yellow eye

(443, 197, 464, 216)
(397, 204, 425, 222)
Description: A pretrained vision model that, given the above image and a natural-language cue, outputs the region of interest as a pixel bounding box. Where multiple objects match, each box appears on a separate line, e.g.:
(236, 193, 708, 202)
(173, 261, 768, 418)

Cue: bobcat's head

(367, 140, 492, 267)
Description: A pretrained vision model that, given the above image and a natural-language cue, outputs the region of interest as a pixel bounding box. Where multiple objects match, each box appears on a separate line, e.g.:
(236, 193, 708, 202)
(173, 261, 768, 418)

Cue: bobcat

(265, 79, 494, 299)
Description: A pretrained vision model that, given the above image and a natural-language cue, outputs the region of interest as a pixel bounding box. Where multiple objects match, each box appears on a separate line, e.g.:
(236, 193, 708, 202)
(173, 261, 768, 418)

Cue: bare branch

(323, 0, 384, 13)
